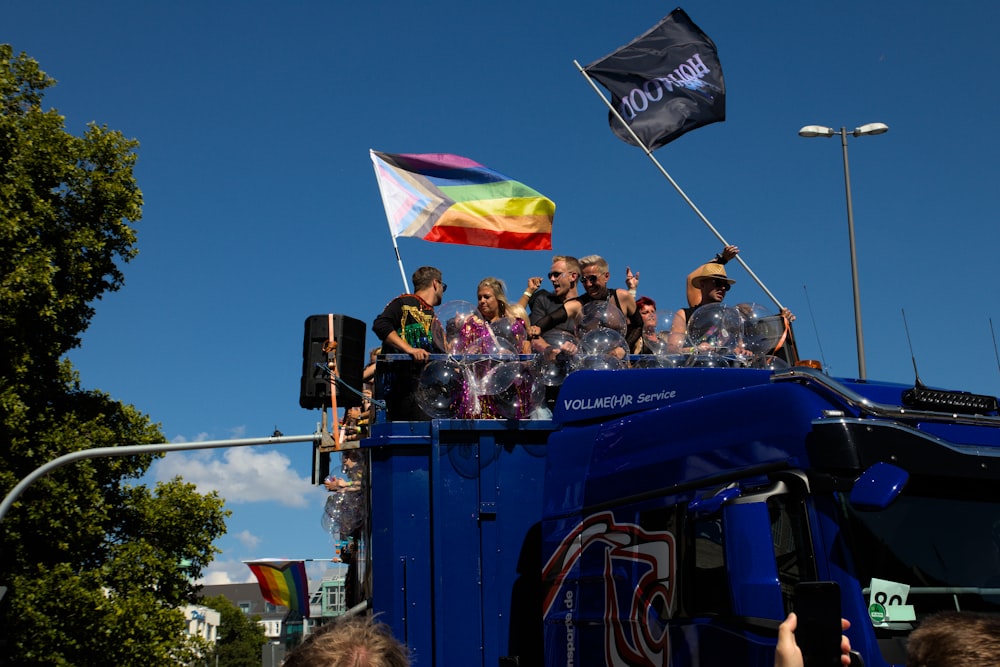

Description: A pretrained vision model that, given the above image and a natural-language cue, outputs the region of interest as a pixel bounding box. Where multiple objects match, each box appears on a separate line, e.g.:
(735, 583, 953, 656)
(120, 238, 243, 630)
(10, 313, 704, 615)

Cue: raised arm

(687, 245, 739, 307)
(517, 276, 543, 309)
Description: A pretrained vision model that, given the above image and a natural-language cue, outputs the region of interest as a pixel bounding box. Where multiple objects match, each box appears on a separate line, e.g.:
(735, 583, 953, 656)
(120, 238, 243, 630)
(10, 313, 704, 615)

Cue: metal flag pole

(573, 60, 784, 311)
(389, 234, 410, 294)
(370, 149, 411, 293)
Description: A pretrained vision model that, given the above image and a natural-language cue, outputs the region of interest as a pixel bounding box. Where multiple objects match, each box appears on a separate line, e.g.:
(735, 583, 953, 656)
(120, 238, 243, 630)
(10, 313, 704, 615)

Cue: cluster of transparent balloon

(321, 451, 365, 553)
(414, 300, 790, 418)
(322, 484, 364, 540)
(415, 300, 543, 419)
(678, 301, 791, 370)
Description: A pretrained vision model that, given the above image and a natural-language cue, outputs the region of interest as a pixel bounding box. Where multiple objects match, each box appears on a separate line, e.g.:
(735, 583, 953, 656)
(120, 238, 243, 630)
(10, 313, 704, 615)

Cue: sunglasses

(710, 278, 730, 291)
(580, 275, 601, 285)
(547, 271, 564, 280)
(437, 280, 448, 293)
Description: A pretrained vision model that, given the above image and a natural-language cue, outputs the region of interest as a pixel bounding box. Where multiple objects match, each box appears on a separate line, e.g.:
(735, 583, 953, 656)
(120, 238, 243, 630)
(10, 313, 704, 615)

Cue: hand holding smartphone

(794, 581, 842, 667)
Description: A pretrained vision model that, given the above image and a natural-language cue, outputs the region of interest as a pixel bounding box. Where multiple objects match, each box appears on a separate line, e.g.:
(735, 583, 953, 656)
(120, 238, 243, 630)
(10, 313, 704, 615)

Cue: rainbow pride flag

(246, 560, 310, 617)
(370, 150, 555, 250)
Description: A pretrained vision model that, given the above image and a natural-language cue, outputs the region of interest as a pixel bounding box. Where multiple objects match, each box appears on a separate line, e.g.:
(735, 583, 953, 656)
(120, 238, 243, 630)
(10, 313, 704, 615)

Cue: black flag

(585, 8, 725, 150)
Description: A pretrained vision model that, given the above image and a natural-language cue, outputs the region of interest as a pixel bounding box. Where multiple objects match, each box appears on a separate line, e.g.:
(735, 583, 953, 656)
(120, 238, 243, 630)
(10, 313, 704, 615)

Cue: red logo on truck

(542, 511, 676, 665)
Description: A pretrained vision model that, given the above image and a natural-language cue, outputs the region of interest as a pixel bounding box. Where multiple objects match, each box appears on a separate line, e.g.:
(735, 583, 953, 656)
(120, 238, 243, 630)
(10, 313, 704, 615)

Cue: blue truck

(351, 353, 1000, 666)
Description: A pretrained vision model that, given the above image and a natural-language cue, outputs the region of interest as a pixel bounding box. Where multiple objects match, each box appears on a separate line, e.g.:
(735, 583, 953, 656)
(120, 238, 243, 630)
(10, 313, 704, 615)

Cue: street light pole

(798, 122, 888, 380)
(839, 126, 866, 380)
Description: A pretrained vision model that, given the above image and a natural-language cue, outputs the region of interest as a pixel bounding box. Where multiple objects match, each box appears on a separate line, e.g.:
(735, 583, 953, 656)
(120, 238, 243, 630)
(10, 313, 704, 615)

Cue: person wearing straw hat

(667, 262, 736, 354)
(687, 244, 740, 308)
(628, 244, 740, 310)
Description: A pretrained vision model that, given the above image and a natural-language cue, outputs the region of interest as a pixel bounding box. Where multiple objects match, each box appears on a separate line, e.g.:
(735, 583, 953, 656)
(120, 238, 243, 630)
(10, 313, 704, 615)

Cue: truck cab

(356, 357, 1000, 666)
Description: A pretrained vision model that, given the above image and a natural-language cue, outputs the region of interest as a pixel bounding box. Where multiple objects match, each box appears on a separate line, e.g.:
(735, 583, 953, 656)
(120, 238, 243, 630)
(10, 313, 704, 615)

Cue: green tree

(0, 45, 230, 665)
(201, 594, 269, 667)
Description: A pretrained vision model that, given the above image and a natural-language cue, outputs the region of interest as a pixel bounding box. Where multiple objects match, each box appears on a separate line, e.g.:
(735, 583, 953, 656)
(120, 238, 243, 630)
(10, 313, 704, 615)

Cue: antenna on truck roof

(901, 308, 925, 389)
(990, 318, 1000, 381)
(900, 308, 999, 414)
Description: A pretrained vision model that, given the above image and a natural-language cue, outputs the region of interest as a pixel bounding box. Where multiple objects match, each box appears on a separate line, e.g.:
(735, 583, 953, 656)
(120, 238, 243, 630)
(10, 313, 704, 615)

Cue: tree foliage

(201, 594, 269, 667)
(0, 45, 230, 665)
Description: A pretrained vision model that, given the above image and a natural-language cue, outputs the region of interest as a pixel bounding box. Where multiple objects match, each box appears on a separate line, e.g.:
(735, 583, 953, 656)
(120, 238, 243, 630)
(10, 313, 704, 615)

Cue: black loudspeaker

(299, 314, 366, 410)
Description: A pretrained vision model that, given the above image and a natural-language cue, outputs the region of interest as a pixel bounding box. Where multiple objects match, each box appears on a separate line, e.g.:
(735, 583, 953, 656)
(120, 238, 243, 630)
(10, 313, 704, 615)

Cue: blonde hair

(579, 255, 609, 273)
(477, 277, 509, 317)
(552, 255, 581, 276)
(506, 302, 529, 323)
(283, 615, 410, 667)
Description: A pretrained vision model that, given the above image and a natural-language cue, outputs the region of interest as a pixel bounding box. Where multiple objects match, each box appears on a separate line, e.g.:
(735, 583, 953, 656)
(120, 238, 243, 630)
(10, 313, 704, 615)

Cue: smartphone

(794, 581, 842, 667)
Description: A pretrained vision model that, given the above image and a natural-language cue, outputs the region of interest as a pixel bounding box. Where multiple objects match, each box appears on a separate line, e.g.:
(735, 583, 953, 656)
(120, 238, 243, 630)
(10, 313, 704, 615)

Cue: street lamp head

(798, 125, 836, 138)
(853, 122, 889, 137)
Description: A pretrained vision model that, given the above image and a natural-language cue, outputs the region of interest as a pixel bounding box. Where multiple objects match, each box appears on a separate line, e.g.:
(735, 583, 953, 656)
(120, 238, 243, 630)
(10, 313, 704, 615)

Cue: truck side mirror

(849, 462, 909, 511)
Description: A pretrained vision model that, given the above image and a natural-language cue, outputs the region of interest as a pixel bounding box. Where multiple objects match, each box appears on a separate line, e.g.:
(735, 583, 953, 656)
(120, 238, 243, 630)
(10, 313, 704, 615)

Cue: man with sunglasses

(372, 265, 446, 419)
(667, 262, 735, 354)
(528, 255, 643, 351)
(521, 255, 581, 351)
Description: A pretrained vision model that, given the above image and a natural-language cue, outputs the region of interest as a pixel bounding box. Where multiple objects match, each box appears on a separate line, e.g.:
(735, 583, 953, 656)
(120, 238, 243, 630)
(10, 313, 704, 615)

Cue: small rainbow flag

(246, 559, 310, 617)
(370, 150, 555, 250)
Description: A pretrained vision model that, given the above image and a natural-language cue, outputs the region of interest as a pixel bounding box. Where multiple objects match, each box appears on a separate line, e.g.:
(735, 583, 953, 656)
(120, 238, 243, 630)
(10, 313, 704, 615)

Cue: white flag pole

(370, 149, 411, 293)
(573, 60, 784, 311)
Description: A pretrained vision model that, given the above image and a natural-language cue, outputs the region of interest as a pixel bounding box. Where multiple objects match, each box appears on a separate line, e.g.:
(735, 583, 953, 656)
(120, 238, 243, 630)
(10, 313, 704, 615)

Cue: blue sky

(7, 1, 1000, 584)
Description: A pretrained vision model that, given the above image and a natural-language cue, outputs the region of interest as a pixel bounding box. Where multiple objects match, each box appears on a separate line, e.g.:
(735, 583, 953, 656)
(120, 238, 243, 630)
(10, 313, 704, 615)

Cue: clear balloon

(634, 344, 681, 368)
(474, 358, 520, 395)
(531, 330, 577, 386)
(736, 302, 786, 355)
(490, 317, 528, 352)
(491, 363, 536, 419)
(431, 300, 480, 354)
(654, 353, 686, 368)
(750, 354, 791, 370)
(488, 385, 520, 420)
(579, 326, 628, 357)
(321, 493, 340, 535)
(573, 327, 628, 372)
(657, 309, 676, 337)
(638, 332, 670, 357)
(574, 354, 626, 371)
(486, 335, 519, 358)
(578, 300, 627, 337)
(416, 359, 465, 417)
(632, 354, 661, 369)
(528, 366, 547, 406)
(686, 303, 742, 352)
(321, 488, 363, 538)
(456, 311, 500, 356)
(685, 352, 731, 368)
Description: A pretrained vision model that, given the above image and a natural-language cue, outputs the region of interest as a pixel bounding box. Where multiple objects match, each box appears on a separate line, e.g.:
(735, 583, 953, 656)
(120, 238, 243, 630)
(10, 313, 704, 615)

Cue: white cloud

(233, 529, 261, 550)
(153, 447, 313, 507)
(197, 558, 258, 586)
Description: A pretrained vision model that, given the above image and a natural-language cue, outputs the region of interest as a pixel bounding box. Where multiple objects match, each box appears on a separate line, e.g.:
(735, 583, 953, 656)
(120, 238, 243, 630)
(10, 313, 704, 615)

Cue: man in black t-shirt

(372, 266, 446, 420)
(521, 255, 580, 351)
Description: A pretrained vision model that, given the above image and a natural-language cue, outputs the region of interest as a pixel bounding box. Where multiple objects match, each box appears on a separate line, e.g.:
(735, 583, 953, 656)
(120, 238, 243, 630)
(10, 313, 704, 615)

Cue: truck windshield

(837, 485, 1000, 621)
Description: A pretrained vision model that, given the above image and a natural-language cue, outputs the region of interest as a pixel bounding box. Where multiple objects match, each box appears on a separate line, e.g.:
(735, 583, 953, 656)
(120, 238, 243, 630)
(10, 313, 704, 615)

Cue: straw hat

(691, 263, 736, 288)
